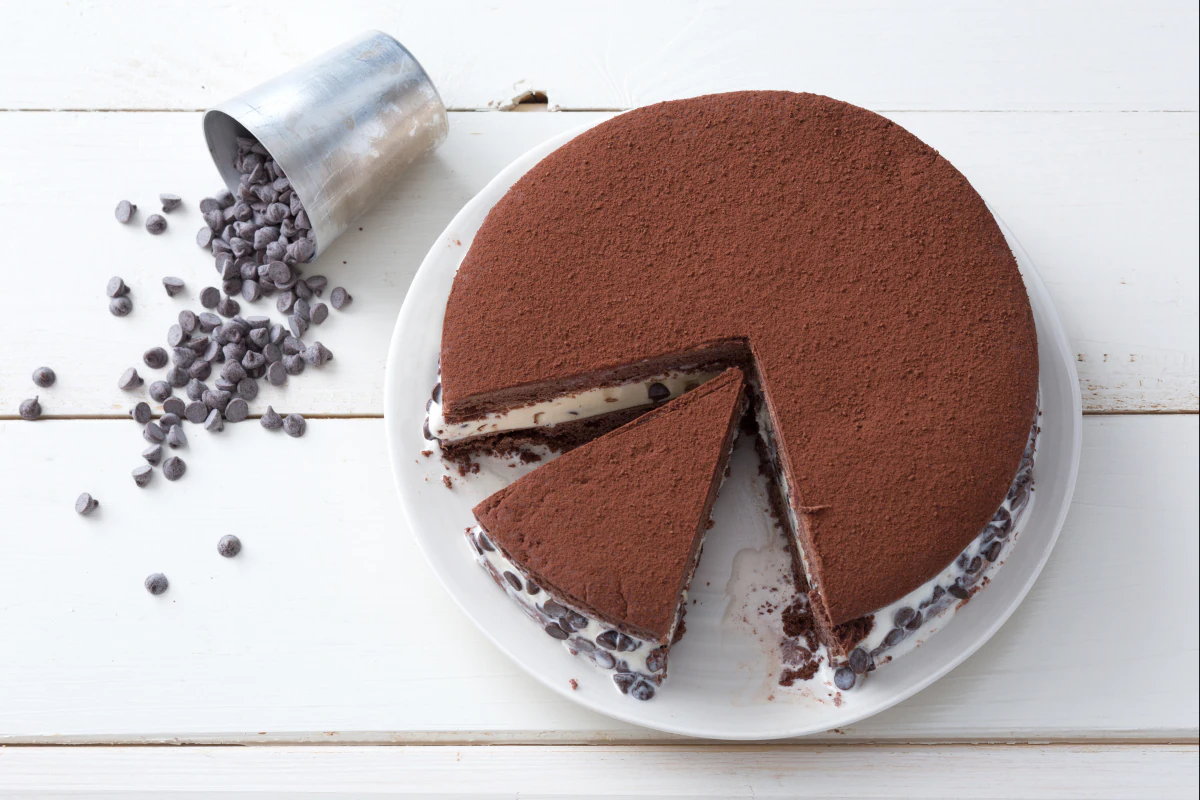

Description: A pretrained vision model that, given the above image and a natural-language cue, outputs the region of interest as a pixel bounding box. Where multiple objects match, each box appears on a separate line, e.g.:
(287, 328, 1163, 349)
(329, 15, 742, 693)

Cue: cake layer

(441, 91, 1039, 624)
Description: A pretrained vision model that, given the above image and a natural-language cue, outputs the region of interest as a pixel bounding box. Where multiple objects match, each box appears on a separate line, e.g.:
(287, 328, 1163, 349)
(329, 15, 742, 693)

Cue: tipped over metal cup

(202, 30, 448, 259)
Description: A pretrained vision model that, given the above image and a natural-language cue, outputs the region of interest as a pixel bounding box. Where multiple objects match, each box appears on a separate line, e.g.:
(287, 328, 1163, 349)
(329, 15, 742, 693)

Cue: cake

(467, 368, 747, 699)
(432, 91, 1039, 691)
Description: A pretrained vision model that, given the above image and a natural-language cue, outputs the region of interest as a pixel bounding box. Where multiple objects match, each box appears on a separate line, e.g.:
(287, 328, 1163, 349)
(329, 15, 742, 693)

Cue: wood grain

(0, 111, 1195, 417)
(0, 415, 1194, 743)
(1, 1, 1196, 112)
(1, 745, 1196, 798)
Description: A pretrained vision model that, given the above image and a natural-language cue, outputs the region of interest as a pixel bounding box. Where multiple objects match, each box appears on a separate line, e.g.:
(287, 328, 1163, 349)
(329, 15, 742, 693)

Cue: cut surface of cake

(467, 368, 747, 700)
(435, 91, 1039, 682)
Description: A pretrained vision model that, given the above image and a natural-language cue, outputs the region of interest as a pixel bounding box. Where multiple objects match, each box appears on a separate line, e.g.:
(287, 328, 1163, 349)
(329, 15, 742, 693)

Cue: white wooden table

(1, 2, 1197, 796)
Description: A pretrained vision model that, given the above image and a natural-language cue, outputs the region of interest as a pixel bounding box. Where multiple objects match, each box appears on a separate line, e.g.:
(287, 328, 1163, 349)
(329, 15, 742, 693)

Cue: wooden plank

(0, 745, 1196, 798)
(0, 1, 1196, 112)
(0, 110, 1194, 416)
(0, 415, 1194, 743)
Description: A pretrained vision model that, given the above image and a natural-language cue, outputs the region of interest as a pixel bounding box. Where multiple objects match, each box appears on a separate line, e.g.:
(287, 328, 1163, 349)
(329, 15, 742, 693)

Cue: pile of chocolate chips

(65, 132, 356, 596)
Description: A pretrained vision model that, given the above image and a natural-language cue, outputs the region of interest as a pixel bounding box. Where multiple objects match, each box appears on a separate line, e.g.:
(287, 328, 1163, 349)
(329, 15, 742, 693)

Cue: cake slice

(466, 368, 747, 700)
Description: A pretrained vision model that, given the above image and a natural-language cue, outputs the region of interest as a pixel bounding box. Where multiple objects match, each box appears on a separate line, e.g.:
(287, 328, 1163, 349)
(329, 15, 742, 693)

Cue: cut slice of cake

(466, 368, 747, 700)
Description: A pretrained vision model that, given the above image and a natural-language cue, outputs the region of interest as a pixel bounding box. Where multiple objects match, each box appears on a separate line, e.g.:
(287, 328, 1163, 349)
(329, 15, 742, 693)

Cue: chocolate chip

(172, 347, 195, 370)
(544, 624, 569, 640)
(145, 214, 167, 234)
(967, 556, 984, 574)
(432, 383, 442, 403)
(884, 628, 905, 648)
(948, 584, 970, 601)
(893, 606, 916, 629)
(310, 302, 329, 325)
(572, 637, 595, 653)
(159, 193, 182, 213)
(217, 534, 242, 558)
(217, 295, 240, 318)
(197, 227, 214, 248)
(32, 367, 56, 387)
(144, 573, 169, 595)
(224, 397, 249, 423)
(503, 571, 522, 591)
(301, 341, 332, 366)
(260, 405, 283, 430)
(166, 324, 186, 348)
(117, 367, 142, 391)
(330, 286, 351, 309)
(645, 647, 667, 673)
(282, 335, 304, 355)
(288, 314, 308, 338)
(166, 365, 189, 388)
(477, 532, 495, 552)
(982, 541, 1003, 562)
(109, 296, 133, 317)
(236, 378, 258, 401)
(75, 493, 99, 515)
(159, 413, 181, 430)
(266, 361, 287, 386)
(282, 413, 306, 437)
(165, 424, 187, 449)
(185, 400, 208, 423)
(162, 456, 186, 481)
(629, 680, 655, 701)
(162, 277, 185, 297)
(525, 580, 541, 595)
(991, 506, 1013, 535)
(204, 210, 224, 231)
(305, 275, 327, 296)
(204, 408, 224, 432)
(848, 647, 872, 674)
(292, 279, 311, 300)
(220, 360, 247, 383)
(148, 381, 172, 402)
(596, 630, 637, 652)
(542, 600, 567, 619)
(114, 200, 136, 224)
(563, 611, 589, 631)
(834, 667, 856, 690)
(592, 650, 615, 669)
(132, 402, 152, 424)
(240, 279, 261, 302)
(283, 353, 305, 375)
(106, 276, 129, 298)
(198, 312, 222, 334)
(142, 444, 163, 465)
(185, 378, 206, 401)
(905, 610, 923, 630)
(199, 286, 220, 309)
(132, 464, 154, 487)
(292, 237, 316, 263)
(612, 673, 637, 694)
(647, 382, 670, 402)
(163, 397, 185, 417)
(199, 197, 221, 213)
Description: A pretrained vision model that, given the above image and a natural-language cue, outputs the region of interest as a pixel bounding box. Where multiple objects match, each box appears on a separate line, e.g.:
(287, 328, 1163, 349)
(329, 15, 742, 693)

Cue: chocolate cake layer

(442, 91, 1039, 624)
(474, 368, 747, 642)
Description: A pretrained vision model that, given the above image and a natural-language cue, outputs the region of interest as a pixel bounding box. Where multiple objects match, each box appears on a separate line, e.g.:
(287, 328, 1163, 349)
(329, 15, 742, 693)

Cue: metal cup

(202, 30, 448, 259)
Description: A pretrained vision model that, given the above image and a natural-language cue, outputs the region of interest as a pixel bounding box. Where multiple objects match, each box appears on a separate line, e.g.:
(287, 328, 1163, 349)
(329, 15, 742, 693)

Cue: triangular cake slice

(466, 368, 747, 700)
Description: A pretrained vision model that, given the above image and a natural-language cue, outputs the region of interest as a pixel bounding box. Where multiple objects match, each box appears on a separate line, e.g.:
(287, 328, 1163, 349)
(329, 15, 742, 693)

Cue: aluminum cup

(202, 30, 448, 259)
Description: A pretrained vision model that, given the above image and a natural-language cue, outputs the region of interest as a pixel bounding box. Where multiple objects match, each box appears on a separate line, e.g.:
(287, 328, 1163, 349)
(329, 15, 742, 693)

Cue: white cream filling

(428, 370, 724, 443)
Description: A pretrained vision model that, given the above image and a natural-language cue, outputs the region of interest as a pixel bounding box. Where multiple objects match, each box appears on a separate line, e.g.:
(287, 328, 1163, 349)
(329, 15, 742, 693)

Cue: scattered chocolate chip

(114, 200, 136, 224)
(330, 286, 352, 309)
(265, 361, 287, 386)
(236, 378, 259, 401)
(301, 341, 332, 366)
(109, 296, 133, 317)
(132, 464, 154, 487)
(260, 405, 283, 430)
(288, 314, 308, 338)
(282, 413, 306, 437)
(199, 197, 221, 213)
(145, 214, 167, 235)
(162, 276, 185, 296)
(834, 667, 856, 690)
(196, 227, 214, 248)
(204, 408, 224, 432)
(172, 347, 196, 370)
(148, 381, 172, 402)
(162, 397, 185, 417)
(305, 275, 327, 296)
(162, 456, 186, 481)
(75, 493, 99, 515)
(32, 366, 56, 388)
(199, 286, 220, 309)
(166, 365, 189, 388)
(165, 425, 187, 449)
(159, 193, 182, 213)
(131, 402, 152, 424)
(142, 444, 163, 465)
(217, 295, 240, 318)
(310, 302, 329, 325)
(283, 353, 305, 375)
(217, 534, 242, 557)
(159, 413, 181, 430)
(118, 367, 143, 391)
(221, 397, 247, 423)
(144, 573, 169, 595)
(848, 647, 872, 674)
(106, 276, 129, 298)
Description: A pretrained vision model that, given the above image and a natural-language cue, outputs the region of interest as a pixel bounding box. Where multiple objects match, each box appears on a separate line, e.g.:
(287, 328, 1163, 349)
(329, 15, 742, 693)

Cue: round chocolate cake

(433, 91, 1039, 692)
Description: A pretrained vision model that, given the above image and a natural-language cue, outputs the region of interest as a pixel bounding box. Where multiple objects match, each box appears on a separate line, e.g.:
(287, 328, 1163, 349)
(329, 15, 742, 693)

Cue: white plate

(384, 121, 1082, 740)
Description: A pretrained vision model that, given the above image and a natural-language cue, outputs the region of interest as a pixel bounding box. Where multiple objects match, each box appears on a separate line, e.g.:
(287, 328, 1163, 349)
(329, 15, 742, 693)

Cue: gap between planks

(4, 410, 1196, 421)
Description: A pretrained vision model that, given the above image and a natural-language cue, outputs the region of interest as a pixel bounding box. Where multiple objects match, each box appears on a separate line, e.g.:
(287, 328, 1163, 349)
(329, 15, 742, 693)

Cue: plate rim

(384, 119, 1083, 740)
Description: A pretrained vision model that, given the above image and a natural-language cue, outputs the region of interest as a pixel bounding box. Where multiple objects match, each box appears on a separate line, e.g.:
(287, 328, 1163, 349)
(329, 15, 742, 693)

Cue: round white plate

(384, 121, 1082, 740)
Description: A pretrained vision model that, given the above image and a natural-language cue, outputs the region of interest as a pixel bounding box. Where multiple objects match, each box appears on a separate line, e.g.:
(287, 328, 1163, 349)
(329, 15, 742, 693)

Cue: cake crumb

(421, 450, 433, 457)
(569, 679, 578, 690)
(442, 475, 453, 489)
